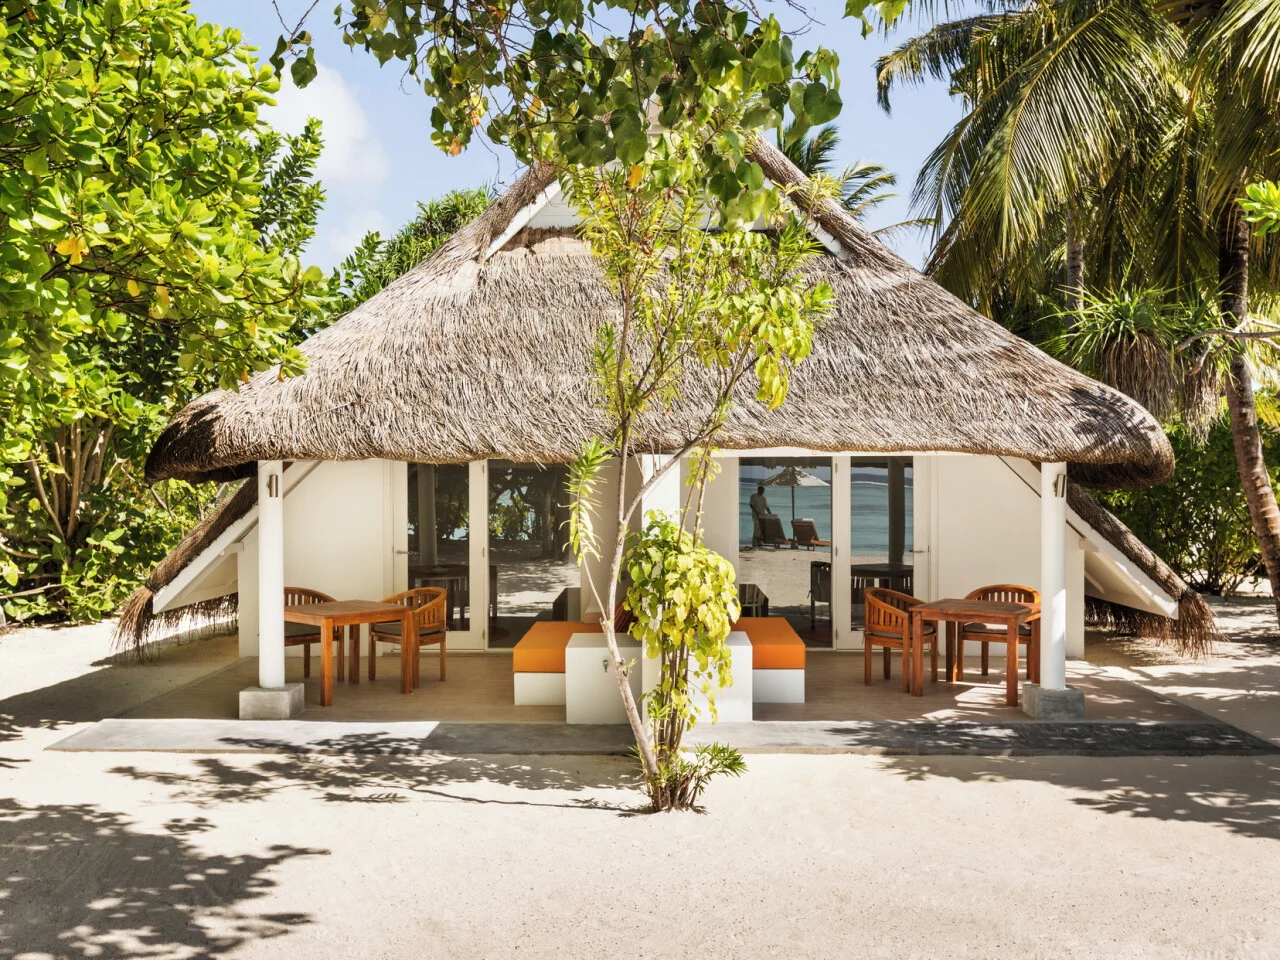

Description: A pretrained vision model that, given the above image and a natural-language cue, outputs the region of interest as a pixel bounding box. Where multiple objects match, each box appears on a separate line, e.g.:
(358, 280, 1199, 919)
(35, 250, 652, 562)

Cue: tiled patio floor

(121, 634, 1206, 725)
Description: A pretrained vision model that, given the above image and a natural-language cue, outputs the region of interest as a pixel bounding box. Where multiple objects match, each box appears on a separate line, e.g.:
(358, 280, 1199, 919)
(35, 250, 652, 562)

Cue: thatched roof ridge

(1068, 484, 1220, 655)
(113, 478, 255, 656)
(145, 139, 1172, 488)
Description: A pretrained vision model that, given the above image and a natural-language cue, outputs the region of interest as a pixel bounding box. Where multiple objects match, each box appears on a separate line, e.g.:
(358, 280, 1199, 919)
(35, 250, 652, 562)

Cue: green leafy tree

(0, 0, 329, 621)
(562, 123, 833, 809)
(274, 1, 912, 218)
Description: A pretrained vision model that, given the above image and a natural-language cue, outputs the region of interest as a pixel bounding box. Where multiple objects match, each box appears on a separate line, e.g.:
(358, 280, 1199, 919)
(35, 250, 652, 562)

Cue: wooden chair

(791, 518, 831, 550)
(960, 584, 1040, 682)
(369, 587, 448, 686)
(283, 586, 343, 679)
(864, 587, 937, 690)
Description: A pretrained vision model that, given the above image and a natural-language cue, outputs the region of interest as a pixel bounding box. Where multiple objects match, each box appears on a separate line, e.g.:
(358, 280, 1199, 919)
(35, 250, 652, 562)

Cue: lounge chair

(283, 586, 343, 679)
(959, 584, 1040, 681)
(791, 518, 831, 550)
(758, 514, 792, 549)
(864, 587, 937, 689)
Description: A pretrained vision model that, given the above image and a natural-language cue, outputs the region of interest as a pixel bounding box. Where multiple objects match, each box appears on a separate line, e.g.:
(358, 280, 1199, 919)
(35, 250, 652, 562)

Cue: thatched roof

(145, 137, 1173, 490)
(1068, 485, 1220, 655)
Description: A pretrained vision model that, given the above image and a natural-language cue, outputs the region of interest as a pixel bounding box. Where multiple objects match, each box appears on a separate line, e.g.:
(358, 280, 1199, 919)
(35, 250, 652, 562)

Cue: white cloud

(266, 64, 389, 185)
(324, 208, 393, 264)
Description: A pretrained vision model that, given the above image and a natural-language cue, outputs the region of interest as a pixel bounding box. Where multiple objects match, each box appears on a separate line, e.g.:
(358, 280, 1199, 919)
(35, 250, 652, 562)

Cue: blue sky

(191, 1, 964, 270)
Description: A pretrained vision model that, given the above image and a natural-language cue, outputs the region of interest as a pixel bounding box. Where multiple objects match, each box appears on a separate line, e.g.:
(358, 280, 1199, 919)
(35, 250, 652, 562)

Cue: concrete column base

(239, 683, 305, 720)
(1021, 682, 1085, 721)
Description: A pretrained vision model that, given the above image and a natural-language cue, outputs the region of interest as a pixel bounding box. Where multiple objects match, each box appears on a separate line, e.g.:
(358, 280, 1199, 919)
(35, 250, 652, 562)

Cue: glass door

(486, 460, 576, 648)
(849, 456, 914, 627)
(407, 462, 484, 648)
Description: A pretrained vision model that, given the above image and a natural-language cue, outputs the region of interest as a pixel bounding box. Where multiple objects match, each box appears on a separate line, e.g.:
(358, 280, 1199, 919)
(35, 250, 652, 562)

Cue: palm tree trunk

(1219, 203, 1280, 616)
(1065, 211, 1085, 315)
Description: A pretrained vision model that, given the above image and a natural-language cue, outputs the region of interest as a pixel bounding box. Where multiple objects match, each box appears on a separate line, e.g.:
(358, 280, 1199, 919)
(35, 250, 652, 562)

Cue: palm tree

(779, 122, 933, 239)
(878, 0, 1280, 615)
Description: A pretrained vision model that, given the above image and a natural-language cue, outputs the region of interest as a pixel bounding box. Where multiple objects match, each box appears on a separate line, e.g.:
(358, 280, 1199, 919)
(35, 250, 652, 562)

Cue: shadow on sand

(0, 798, 322, 958)
(109, 731, 645, 815)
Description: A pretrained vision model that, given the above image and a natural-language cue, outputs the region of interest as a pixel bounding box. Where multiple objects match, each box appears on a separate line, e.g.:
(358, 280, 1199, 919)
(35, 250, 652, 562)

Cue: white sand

(1, 609, 1279, 958)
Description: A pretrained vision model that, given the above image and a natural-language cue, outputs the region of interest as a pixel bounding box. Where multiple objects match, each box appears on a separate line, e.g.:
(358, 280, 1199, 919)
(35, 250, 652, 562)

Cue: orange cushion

(732, 617, 806, 670)
(512, 621, 602, 673)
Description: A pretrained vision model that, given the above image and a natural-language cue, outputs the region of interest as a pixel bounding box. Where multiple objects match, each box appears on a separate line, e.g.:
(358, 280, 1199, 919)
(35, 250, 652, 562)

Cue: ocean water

(738, 476, 914, 557)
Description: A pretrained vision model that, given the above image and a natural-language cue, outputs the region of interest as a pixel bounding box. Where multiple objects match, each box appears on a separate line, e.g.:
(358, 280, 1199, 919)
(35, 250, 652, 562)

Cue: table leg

(320, 617, 334, 707)
(348, 625, 360, 684)
(956, 628, 966, 682)
(400, 611, 414, 695)
(1006, 619, 1019, 706)
(945, 621, 955, 681)
(902, 614, 913, 693)
(913, 615, 925, 697)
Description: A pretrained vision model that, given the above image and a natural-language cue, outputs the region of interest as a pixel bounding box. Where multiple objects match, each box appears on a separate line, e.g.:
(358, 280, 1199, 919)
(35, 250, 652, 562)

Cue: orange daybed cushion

(512, 621, 603, 673)
(733, 617, 806, 670)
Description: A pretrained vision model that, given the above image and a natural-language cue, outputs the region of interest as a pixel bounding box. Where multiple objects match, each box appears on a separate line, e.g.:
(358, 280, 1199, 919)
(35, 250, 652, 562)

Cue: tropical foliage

(0, 0, 329, 622)
(1101, 421, 1280, 596)
(779, 122, 931, 238)
(276, 1, 915, 217)
(881, 0, 1280, 614)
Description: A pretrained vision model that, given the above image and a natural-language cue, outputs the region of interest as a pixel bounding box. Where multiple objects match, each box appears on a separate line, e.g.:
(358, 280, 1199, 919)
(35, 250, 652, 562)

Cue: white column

(417, 464, 438, 567)
(1039, 461, 1068, 690)
(257, 459, 286, 690)
(831, 457, 854, 649)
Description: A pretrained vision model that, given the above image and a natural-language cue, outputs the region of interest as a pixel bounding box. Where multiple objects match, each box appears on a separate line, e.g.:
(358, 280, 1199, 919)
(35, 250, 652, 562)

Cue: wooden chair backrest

(284, 586, 334, 606)
(864, 587, 918, 635)
(792, 518, 819, 543)
(613, 601, 636, 633)
(382, 587, 448, 632)
(965, 584, 1040, 605)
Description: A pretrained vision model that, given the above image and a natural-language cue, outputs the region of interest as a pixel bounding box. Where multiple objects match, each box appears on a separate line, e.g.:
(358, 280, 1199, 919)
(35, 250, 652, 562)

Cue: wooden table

(283, 600, 415, 706)
(909, 598, 1037, 705)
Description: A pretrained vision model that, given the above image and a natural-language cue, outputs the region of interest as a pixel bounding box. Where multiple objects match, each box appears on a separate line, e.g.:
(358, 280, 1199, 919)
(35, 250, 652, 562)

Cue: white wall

(933, 456, 1086, 659)
(238, 459, 398, 656)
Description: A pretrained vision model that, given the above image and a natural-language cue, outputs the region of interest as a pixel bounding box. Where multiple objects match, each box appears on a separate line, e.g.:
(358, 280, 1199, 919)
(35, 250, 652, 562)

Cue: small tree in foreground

(563, 129, 832, 810)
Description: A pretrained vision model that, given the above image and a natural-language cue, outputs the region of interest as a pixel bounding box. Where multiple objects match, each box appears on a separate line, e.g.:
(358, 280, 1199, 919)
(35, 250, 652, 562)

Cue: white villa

(118, 138, 1210, 726)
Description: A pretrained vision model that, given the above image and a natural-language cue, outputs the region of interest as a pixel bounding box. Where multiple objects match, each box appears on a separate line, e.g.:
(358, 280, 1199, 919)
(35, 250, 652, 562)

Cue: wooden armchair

(369, 587, 448, 686)
(960, 584, 1040, 682)
(864, 587, 936, 690)
(283, 587, 342, 679)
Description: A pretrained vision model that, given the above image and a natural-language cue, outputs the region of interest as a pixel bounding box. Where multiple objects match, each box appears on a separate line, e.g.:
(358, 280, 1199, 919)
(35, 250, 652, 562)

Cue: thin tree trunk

(1219, 203, 1280, 617)
(1065, 211, 1085, 315)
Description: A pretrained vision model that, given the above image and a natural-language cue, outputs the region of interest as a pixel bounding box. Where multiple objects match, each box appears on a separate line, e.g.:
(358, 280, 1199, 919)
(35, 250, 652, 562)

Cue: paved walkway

(52, 716, 1279, 757)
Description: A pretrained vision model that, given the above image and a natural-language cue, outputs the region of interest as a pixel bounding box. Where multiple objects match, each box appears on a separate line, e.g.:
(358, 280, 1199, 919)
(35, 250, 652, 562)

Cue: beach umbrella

(761, 466, 830, 521)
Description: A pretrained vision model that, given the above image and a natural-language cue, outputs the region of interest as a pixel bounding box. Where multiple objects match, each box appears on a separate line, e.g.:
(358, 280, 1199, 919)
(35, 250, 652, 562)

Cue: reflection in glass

(850, 457, 914, 627)
(736, 457, 833, 647)
(487, 461, 577, 647)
